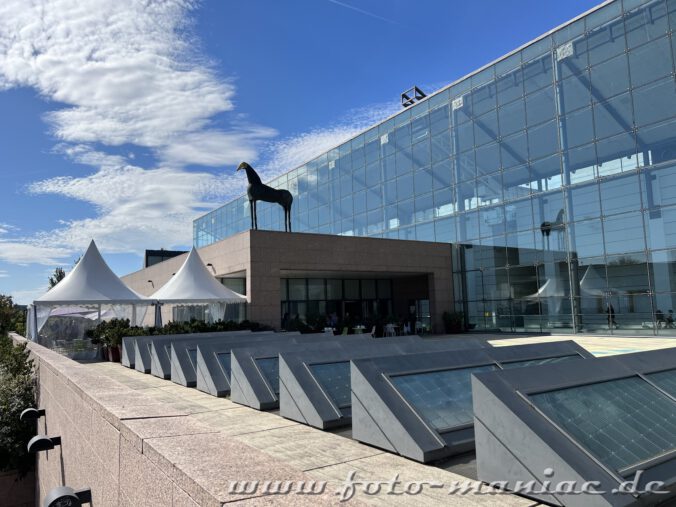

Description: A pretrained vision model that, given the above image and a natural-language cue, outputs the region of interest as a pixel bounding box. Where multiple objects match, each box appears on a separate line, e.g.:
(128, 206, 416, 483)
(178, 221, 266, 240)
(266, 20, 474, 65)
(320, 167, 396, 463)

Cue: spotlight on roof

(401, 86, 427, 108)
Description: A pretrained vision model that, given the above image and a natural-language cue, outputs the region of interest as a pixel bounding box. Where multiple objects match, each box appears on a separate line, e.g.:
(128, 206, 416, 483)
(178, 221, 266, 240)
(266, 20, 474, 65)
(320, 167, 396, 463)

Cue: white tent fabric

(524, 277, 566, 299)
(29, 240, 149, 341)
(35, 240, 147, 305)
(150, 248, 246, 326)
(151, 248, 246, 304)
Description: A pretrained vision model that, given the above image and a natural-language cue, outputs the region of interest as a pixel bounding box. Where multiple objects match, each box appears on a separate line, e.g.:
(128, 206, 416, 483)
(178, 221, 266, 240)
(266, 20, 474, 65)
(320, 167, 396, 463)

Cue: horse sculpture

(237, 162, 293, 232)
(540, 208, 565, 237)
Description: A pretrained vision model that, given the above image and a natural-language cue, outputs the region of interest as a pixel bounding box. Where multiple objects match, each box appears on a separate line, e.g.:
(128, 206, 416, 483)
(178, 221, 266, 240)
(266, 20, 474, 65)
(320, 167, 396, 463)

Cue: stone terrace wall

(10, 333, 334, 506)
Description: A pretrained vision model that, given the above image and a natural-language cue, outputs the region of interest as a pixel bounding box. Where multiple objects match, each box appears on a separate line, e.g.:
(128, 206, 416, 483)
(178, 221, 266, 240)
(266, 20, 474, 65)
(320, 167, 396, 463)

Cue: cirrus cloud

(0, 0, 394, 269)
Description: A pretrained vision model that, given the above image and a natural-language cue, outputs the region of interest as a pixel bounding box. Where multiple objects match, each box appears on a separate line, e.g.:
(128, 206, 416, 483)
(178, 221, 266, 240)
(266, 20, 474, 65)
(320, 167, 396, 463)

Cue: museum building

(126, 0, 676, 335)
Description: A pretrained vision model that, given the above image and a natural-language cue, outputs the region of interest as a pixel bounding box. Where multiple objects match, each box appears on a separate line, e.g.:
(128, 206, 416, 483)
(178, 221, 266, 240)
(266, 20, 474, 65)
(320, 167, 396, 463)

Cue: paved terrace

(16, 333, 676, 506)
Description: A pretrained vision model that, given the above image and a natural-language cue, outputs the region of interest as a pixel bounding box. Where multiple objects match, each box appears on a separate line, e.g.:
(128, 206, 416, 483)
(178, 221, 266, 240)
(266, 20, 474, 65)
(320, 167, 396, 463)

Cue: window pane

(499, 99, 526, 136)
(288, 279, 307, 300)
(308, 279, 325, 300)
(327, 279, 342, 300)
(604, 212, 646, 255)
(590, 53, 630, 101)
(633, 78, 676, 127)
(560, 73, 591, 113)
(600, 173, 641, 216)
(593, 93, 633, 140)
(629, 36, 673, 88)
(344, 279, 360, 299)
(361, 279, 376, 299)
(569, 183, 601, 221)
(526, 88, 556, 127)
(501, 132, 529, 169)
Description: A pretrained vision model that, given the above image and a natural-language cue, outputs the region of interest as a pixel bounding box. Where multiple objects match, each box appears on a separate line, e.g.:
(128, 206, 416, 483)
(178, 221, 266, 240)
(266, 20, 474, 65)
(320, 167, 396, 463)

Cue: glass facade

(280, 278, 392, 324)
(195, 0, 676, 335)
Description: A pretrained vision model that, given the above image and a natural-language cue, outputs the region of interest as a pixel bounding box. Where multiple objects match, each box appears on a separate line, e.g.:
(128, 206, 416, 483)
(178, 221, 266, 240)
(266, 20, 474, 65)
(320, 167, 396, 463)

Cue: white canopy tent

(150, 247, 246, 326)
(27, 240, 150, 347)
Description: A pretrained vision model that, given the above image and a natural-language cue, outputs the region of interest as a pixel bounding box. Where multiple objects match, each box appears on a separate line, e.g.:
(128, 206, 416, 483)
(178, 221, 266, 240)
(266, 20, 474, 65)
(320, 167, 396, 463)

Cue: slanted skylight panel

(530, 377, 676, 474)
(499, 353, 582, 369)
(256, 357, 280, 395)
(187, 348, 197, 369)
(216, 352, 231, 378)
(647, 368, 676, 398)
(308, 361, 352, 409)
(389, 364, 498, 432)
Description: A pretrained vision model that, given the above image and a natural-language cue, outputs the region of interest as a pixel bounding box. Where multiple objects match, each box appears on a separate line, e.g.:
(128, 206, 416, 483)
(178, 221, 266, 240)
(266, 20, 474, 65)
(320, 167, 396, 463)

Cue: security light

(27, 435, 61, 453)
(19, 407, 45, 421)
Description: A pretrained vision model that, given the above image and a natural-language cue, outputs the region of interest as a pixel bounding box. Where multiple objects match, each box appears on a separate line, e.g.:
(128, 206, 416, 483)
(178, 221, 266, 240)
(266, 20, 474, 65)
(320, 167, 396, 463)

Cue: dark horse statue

(237, 162, 293, 232)
(540, 208, 565, 237)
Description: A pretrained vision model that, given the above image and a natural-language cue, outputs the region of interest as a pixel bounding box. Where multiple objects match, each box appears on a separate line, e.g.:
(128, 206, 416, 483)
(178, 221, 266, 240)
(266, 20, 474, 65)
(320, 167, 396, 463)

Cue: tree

(48, 267, 65, 289)
(0, 333, 35, 476)
(0, 295, 26, 337)
(48, 256, 81, 290)
(0, 295, 15, 335)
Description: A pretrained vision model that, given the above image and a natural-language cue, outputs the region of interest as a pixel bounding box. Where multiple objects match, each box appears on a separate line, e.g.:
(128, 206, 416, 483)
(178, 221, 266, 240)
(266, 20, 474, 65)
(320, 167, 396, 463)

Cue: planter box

(0, 469, 34, 507)
(108, 345, 121, 362)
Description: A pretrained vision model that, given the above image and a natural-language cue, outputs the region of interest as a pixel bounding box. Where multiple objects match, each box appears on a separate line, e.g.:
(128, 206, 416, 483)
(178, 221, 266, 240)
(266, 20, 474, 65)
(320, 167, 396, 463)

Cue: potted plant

(87, 318, 131, 362)
(442, 311, 466, 333)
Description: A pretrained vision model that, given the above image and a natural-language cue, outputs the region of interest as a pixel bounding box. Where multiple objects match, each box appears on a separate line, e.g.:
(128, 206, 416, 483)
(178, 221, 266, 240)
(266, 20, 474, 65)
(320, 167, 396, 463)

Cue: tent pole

(33, 305, 38, 341)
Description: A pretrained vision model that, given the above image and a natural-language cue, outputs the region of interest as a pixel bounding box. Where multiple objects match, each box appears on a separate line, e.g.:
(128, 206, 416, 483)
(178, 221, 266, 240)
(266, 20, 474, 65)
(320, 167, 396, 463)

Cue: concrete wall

(122, 230, 454, 332)
(12, 333, 333, 506)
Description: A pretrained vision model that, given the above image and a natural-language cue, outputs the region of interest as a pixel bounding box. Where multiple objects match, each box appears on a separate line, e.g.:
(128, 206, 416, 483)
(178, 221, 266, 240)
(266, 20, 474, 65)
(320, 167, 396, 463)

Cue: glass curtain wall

(196, 0, 676, 335)
(280, 278, 393, 326)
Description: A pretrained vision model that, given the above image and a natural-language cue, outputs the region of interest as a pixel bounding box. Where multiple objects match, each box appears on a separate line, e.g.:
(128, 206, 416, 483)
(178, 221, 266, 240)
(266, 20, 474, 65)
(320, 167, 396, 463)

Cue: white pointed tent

(27, 240, 149, 344)
(150, 247, 246, 326)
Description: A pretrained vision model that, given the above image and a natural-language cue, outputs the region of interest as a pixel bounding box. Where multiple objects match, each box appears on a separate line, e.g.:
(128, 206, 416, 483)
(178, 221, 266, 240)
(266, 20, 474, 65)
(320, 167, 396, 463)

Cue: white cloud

(0, 270, 8, 278)
(0, 0, 397, 270)
(0, 0, 272, 166)
(0, 241, 71, 266)
(11, 287, 48, 305)
(27, 159, 247, 253)
(258, 102, 399, 181)
(0, 223, 16, 235)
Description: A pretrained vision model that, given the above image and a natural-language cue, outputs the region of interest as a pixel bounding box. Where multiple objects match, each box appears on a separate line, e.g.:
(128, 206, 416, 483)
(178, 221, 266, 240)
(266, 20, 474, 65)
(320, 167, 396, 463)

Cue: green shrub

(86, 317, 272, 343)
(0, 334, 36, 477)
(0, 295, 25, 337)
(442, 311, 465, 333)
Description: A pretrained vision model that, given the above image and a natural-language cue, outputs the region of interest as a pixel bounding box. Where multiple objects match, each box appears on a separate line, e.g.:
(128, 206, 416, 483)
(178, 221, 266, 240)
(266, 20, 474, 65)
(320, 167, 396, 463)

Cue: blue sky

(0, 0, 599, 303)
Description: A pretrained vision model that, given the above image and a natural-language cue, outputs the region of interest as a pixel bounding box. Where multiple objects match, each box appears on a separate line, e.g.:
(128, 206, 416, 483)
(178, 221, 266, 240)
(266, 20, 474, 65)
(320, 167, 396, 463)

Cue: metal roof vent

(401, 86, 427, 108)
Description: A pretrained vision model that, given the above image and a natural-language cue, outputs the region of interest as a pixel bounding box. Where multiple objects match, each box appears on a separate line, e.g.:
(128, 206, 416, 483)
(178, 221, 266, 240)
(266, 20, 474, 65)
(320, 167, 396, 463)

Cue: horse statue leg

(249, 199, 254, 230)
(253, 200, 258, 230)
(286, 205, 292, 232)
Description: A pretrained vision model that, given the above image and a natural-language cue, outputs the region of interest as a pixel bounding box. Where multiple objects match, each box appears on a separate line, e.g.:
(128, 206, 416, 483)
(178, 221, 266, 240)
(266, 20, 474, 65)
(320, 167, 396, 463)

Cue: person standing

(606, 303, 617, 329)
